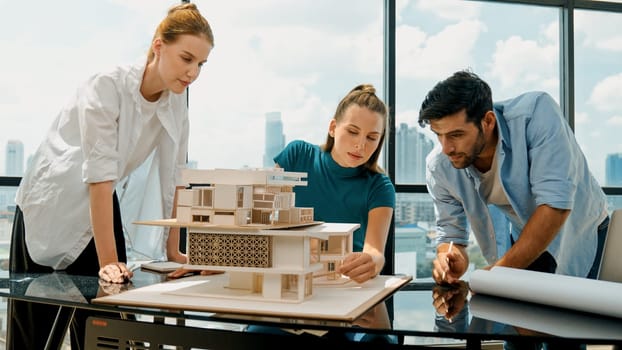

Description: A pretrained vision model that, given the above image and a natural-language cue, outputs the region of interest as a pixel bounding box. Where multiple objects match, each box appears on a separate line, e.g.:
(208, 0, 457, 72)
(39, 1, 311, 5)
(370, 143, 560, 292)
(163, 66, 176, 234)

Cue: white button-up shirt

(16, 60, 189, 270)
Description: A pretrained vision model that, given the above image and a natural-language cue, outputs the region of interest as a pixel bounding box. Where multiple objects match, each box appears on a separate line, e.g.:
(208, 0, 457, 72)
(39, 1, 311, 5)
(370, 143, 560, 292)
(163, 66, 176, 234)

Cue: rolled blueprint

(468, 266, 622, 319)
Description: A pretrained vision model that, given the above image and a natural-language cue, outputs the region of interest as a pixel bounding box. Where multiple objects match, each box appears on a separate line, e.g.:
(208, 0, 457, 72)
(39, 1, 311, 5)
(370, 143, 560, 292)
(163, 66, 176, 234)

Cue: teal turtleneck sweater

(274, 140, 395, 251)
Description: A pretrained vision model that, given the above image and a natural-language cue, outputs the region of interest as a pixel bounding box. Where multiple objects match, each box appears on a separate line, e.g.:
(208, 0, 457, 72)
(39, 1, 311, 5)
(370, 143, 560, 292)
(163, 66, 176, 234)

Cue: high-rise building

(606, 153, 622, 187)
(5, 139, 24, 176)
(2, 140, 24, 212)
(605, 153, 622, 211)
(394, 124, 435, 226)
(395, 123, 434, 184)
(263, 111, 285, 168)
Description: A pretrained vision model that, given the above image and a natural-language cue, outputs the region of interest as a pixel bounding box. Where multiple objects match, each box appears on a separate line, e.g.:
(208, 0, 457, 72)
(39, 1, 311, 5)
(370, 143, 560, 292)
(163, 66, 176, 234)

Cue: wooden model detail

(183, 224, 356, 303)
(139, 168, 359, 303)
(176, 168, 314, 226)
(188, 233, 272, 267)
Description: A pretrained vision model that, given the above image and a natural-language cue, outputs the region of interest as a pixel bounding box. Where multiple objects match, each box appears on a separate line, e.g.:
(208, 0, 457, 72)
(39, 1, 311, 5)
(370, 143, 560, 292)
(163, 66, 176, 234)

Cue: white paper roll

(469, 266, 622, 319)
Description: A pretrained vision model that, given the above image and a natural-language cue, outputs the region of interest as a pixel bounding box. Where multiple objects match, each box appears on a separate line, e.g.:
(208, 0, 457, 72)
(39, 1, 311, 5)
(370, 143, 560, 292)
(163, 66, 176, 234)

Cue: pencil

(442, 241, 454, 281)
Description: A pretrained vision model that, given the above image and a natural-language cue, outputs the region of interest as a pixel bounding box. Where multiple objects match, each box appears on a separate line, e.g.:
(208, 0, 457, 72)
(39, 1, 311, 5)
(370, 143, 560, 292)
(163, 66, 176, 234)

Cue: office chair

(597, 209, 622, 283)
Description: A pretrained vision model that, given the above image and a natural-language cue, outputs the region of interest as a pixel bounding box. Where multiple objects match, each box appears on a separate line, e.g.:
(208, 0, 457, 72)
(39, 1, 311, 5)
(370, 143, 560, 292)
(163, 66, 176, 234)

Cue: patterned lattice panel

(188, 232, 272, 267)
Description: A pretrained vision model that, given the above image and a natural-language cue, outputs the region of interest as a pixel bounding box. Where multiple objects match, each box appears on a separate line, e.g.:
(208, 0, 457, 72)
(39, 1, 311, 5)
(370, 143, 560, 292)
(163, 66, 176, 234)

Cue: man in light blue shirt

(419, 70, 608, 284)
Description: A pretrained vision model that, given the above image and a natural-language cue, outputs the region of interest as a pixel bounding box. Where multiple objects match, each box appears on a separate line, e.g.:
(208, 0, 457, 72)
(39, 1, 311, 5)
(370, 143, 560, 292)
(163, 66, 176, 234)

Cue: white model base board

(94, 273, 411, 321)
(166, 272, 310, 304)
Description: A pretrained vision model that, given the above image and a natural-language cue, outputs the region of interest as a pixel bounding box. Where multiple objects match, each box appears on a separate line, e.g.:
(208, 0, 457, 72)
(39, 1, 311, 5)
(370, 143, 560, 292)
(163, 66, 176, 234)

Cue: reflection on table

(429, 278, 622, 344)
(1, 269, 621, 348)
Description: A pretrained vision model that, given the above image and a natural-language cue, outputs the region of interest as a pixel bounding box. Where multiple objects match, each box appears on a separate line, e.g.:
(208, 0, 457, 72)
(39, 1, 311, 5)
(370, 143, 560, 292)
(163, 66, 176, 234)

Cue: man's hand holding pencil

(433, 241, 469, 285)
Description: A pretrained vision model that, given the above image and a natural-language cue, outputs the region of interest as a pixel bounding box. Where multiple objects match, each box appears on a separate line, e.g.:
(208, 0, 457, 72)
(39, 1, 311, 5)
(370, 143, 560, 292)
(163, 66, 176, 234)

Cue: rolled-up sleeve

(525, 93, 576, 210)
(78, 75, 121, 183)
(426, 154, 470, 247)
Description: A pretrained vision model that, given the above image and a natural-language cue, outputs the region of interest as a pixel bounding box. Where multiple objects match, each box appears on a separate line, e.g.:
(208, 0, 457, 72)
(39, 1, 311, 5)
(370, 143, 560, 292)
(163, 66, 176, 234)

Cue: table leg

(44, 306, 75, 350)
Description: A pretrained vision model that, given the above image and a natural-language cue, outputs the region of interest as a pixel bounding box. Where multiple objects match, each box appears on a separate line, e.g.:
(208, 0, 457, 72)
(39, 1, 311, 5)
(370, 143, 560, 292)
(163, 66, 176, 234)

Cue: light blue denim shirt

(426, 91, 607, 277)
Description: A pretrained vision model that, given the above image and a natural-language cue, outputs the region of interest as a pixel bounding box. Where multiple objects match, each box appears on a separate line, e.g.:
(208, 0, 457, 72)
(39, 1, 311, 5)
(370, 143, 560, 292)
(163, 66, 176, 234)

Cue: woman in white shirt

(9, 3, 214, 349)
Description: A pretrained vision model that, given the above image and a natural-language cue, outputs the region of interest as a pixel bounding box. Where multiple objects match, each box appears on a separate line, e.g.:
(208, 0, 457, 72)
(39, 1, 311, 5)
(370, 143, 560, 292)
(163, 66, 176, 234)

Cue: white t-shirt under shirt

(478, 148, 521, 228)
(123, 96, 163, 178)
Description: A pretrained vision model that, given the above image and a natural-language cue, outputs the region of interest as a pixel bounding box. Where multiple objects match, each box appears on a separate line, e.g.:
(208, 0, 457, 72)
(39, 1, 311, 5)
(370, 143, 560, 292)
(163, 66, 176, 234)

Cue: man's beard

(448, 130, 486, 169)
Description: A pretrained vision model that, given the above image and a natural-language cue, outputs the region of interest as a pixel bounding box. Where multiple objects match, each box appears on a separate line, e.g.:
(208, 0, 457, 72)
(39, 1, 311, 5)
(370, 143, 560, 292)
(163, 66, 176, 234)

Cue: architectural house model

(176, 168, 314, 226)
(140, 168, 358, 303)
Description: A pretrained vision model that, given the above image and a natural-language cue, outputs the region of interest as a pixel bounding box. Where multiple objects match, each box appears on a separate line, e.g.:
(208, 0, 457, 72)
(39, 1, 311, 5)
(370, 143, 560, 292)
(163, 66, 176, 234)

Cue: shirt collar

(128, 58, 171, 113)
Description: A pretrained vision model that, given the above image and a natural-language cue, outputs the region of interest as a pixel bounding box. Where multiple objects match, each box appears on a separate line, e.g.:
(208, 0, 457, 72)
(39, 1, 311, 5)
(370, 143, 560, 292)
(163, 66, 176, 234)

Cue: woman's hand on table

(98, 262, 133, 283)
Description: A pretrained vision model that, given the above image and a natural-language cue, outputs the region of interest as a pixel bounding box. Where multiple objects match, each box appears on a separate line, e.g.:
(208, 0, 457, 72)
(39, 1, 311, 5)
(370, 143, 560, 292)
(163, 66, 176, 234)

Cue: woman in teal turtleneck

(274, 84, 395, 284)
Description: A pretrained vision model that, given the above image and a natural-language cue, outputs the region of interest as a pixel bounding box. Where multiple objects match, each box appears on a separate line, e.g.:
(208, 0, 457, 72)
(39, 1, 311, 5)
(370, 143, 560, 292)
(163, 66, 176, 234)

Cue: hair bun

(169, 3, 199, 15)
(352, 84, 376, 95)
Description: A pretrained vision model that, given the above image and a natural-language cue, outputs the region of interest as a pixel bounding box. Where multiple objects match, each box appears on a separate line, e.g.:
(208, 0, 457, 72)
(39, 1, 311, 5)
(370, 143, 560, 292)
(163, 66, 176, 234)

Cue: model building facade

(170, 168, 358, 303)
(176, 168, 314, 226)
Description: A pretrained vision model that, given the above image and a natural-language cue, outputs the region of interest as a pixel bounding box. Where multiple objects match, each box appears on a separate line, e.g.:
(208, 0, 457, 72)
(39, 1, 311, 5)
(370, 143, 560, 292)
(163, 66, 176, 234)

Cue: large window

(187, 1, 383, 169)
(0, 1, 170, 173)
(2, 2, 622, 347)
(574, 9, 622, 210)
(0, 0, 383, 253)
(394, 0, 559, 277)
(395, 0, 560, 164)
(0, 0, 621, 280)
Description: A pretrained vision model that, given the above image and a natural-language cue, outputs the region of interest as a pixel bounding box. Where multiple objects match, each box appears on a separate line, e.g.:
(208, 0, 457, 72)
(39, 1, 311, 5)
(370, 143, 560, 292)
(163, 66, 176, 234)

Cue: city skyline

(6, 129, 622, 185)
(4, 133, 622, 229)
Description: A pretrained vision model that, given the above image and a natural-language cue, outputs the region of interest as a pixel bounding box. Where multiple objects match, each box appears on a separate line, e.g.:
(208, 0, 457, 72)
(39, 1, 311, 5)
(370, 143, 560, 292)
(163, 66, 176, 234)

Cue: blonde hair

(322, 84, 388, 173)
(147, 3, 214, 62)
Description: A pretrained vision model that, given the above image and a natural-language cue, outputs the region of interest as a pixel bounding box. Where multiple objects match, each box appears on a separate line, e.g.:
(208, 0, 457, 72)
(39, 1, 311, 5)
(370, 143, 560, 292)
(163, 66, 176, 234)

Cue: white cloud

(196, 0, 380, 33)
(237, 25, 382, 78)
(183, 28, 335, 168)
(414, 0, 481, 21)
(589, 73, 622, 112)
(487, 35, 558, 95)
(396, 0, 410, 22)
(396, 20, 486, 80)
(607, 115, 622, 125)
(1, 1, 386, 171)
(575, 11, 622, 52)
(575, 111, 589, 125)
(187, 72, 332, 168)
(0, 7, 157, 171)
(542, 21, 558, 43)
(171, 1, 387, 168)
(108, 0, 173, 10)
(596, 37, 622, 52)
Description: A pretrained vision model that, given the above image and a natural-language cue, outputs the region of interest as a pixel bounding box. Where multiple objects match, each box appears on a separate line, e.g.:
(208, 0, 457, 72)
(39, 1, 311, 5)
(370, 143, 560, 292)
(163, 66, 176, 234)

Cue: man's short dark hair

(418, 70, 493, 129)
